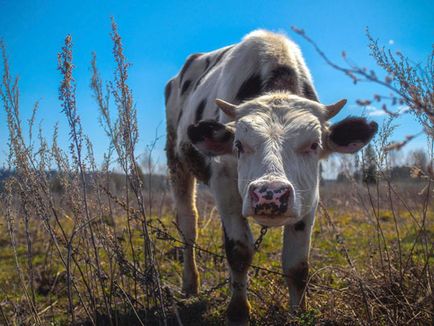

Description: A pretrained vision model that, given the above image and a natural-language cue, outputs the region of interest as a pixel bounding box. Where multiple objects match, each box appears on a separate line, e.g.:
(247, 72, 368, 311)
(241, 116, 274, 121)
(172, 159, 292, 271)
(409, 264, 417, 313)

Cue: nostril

(249, 187, 260, 203)
(278, 187, 291, 201)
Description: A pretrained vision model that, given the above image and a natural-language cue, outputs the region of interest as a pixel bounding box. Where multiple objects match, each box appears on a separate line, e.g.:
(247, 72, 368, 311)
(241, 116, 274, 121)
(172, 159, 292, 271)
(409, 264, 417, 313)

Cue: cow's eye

(302, 142, 321, 155)
(310, 142, 319, 151)
(234, 140, 244, 158)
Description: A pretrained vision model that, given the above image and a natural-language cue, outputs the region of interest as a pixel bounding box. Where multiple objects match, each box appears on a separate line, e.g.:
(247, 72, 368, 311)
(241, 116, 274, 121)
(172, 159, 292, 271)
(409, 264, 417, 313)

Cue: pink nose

(249, 182, 292, 216)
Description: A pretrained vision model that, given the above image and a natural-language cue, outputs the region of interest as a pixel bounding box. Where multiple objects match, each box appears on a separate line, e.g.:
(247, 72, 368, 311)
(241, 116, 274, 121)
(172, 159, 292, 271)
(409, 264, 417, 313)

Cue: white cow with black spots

(164, 30, 377, 325)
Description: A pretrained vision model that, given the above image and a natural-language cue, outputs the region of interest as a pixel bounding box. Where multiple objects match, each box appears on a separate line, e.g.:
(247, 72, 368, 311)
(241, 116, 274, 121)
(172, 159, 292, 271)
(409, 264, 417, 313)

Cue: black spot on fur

(181, 80, 192, 96)
(195, 99, 206, 123)
(204, 57, 210, 71)
(330, 117, 378, 146)
(165, 125, 176, 165)
(224, 231, 252, 274)
(180, 142, 211, 184)
(214, 106, 220, 119)
(195, 46, 233, 90)
(287, 261, 309, 292)
(294, 221, 305, 231)
(165, 125, 185, 187)
(214, 46, 232, 65)
(236, 74, 263, 103)
(176, 108, 183, 125)
(302, 81, 319, 102)
(264, 65, 299, 93)
(164, 80, 172, 105)
(222, 226, 252, 323)
(179, 53, 201, 84)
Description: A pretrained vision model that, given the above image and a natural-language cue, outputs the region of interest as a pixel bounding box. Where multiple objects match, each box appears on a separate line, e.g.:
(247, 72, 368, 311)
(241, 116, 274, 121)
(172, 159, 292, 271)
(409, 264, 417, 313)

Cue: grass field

(0, 180, 432, 325)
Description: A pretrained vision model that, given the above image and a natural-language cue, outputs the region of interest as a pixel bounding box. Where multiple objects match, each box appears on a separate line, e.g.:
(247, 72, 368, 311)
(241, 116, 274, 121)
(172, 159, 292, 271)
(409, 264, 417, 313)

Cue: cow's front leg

(210, 161, 254, 325)
(223, 215, 254, 325)
(282, 214, 314, 311)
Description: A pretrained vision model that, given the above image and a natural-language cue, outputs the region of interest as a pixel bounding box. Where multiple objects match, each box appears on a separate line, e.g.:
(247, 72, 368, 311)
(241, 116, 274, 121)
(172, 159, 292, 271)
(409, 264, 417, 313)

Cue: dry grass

(0, 21, 433, 325)
(0, 181, 432, 325)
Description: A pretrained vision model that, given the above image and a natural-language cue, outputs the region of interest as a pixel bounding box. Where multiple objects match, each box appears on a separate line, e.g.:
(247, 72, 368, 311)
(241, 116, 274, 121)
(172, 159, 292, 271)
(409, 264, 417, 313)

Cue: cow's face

(188, 94, 377, 227)
(233, 96, 324, 226)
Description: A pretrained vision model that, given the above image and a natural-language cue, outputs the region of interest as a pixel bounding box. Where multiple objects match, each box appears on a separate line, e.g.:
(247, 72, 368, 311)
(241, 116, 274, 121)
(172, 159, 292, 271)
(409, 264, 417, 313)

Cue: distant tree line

(336, 148, 430, 183)
(0, 168, 168, 194)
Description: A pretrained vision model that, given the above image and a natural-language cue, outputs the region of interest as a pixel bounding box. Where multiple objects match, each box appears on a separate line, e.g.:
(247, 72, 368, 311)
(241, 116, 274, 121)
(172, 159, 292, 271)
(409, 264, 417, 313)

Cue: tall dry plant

(91, 18, 168, 322)
(292, 26, 434, 143)
(292, 26, 433, 324)
(0, 20, 170, 325)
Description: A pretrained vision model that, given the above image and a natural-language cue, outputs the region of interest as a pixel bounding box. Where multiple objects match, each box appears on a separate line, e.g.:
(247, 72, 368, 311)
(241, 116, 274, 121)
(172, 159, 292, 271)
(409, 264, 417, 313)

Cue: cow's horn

(326, 99, 347, 119)
(215, 99, 237, 118)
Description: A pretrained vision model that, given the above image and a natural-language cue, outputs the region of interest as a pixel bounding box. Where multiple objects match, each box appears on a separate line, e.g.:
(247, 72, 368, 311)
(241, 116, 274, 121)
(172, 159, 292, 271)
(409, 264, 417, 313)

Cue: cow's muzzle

(249, 181, 293, 216)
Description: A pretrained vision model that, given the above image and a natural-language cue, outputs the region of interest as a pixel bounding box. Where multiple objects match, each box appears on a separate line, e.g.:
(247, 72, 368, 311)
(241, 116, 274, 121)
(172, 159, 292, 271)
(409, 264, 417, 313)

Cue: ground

(0, 181, 432, 325)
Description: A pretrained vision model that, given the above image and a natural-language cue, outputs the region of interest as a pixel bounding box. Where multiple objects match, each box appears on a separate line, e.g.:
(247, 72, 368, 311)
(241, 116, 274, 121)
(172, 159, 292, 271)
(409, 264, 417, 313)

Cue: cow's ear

(187, 119, 235, 156)
(327, 117, 378, 153)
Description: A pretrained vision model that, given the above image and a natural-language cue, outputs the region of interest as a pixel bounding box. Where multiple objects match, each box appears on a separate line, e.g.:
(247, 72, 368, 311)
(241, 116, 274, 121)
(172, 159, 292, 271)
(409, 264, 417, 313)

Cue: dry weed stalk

(1, 38, 98, 324)
(292, 26, 434, 141)
(291, 26, 433, 324)
(91, 18, 168, 323)
(1, 20, 171, 325)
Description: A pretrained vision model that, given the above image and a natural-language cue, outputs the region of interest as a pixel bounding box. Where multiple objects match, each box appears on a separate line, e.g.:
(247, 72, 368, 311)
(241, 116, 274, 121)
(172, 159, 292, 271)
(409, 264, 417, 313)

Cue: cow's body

(166, 31, 318, 179)
(165, 30, 377, 325)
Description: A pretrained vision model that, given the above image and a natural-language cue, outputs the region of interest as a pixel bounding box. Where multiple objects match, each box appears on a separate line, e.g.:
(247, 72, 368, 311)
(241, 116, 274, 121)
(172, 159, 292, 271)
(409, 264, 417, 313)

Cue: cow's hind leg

(211, 163, 254, 325)
(167, 144, 199, 295)
(172, 171, 200, 295)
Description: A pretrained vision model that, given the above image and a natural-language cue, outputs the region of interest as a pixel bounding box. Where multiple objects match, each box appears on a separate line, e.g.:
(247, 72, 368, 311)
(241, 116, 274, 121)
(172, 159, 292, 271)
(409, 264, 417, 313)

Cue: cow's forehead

(235, 95, 323, 141)
(236, 93, 326, 120)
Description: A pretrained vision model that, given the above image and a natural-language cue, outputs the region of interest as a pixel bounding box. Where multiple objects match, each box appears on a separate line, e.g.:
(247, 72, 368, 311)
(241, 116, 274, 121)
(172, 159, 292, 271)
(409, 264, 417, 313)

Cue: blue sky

(0, 0, 433, 168)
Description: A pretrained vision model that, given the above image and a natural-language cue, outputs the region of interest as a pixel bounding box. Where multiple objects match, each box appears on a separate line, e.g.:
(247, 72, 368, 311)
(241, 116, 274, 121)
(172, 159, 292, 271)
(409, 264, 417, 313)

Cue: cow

(164, 30, 377, 325)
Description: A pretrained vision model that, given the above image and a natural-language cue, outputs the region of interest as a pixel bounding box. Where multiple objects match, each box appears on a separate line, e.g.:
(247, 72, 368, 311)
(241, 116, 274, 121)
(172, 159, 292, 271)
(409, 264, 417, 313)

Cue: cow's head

(187, 94, 377, 227)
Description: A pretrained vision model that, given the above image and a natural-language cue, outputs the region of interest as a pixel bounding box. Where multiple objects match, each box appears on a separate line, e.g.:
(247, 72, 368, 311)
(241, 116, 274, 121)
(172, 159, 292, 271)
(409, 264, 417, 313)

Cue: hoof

(227, 319, 249, 326)
(182, 271, 199, 297)
(226, 296, 250, 325)
(182, 284, 199, 297)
